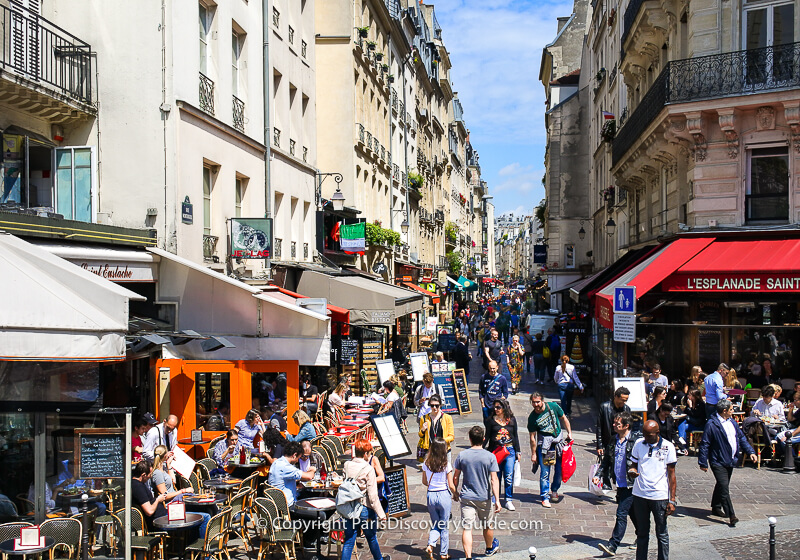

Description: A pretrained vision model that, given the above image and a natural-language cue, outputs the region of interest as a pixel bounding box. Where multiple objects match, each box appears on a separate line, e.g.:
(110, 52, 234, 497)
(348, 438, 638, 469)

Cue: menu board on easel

(361, 339, 384, 395)
(452, 368, 472, 415)
(383, 465, 410, 518)
(430, 362, 458, 414)
(409, 352, 430, 382)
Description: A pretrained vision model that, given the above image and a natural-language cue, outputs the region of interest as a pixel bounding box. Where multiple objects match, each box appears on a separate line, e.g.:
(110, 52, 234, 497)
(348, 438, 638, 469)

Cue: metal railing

(302, 40, 307, 58)
(303, 146, 308, 162)
(203, 234, 218, 261)
(291, 241, 296, 258)
(620, 0, 644, 48)
(358, 123, 365, 143)
(273, 127, 281, 147)
(290, 138, 296, 156)
(303, 243, 309, 259)
(199, 72, 215, 115)
(275, 238, 282, 259)
(232, 95, 245, 132)
(613, 41, 800, 165)
(0, 3, 93, 104)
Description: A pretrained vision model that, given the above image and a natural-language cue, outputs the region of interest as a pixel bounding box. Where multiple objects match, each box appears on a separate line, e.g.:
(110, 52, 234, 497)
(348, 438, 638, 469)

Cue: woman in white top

(327, 383, 347, 408)
(554, 355, 583, 417)
(422, 438, 456, 560)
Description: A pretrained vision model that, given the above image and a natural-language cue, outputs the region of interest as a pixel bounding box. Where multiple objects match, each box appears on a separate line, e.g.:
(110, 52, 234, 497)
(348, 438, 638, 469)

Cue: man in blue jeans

(630, 420, 677, 560)
(594, 412, 639, 556)
(528, 393, 572, 508)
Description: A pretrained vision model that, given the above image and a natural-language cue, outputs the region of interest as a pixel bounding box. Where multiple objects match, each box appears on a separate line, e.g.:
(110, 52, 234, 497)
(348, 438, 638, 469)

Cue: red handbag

(561, 441, 577, 482)
(492, 445, 510, 465)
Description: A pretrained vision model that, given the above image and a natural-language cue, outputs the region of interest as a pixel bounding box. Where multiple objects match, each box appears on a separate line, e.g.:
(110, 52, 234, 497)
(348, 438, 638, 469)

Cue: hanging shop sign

(663, 273, 800, 292)
(230, 218, 273, 258)
(340, 222, 367, 254)
(533, 245, 547, 264)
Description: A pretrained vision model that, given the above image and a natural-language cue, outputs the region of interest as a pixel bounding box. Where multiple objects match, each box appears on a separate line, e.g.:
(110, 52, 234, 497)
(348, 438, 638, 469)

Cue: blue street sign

(613, 286, 636, 314)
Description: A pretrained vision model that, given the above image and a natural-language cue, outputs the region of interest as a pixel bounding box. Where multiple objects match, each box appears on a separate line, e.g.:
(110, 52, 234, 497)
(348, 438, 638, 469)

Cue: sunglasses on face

(430, 404, 440, 408)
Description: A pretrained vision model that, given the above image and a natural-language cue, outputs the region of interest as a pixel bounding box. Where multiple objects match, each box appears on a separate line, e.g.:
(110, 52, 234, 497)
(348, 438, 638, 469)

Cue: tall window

(199, 4, 211, 74)
(746, 147, 789, 223)
(203, 166, 212, 235)
(56, 147, 93, 222)
(231, 32, 241, 96)
(744, 1, 794, 84)
(565, 244, 575, 268)
(235, 177, 244, 218)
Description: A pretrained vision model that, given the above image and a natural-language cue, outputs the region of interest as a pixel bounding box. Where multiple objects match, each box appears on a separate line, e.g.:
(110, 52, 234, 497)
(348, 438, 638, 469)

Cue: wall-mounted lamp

(400, 217, 410, 234)
(316, 172, 344, 210)
(330, 187, 346, 211)
(606, 217, 616, 237)
(578, 219, 586, 241)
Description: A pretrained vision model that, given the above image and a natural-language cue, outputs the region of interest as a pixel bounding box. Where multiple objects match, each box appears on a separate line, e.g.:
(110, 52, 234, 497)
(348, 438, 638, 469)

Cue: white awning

(148, 248, 330, 366)
(296, 270, 423, 326)
(0, 233, 144, 361)
(33, 242, 158, 282)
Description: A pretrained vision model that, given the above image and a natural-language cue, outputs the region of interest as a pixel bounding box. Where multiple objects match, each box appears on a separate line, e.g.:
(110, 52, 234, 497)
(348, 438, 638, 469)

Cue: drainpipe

(388, 32, 394, 231)
(262, 0, 272, 278)
(401, 52, 410, 272)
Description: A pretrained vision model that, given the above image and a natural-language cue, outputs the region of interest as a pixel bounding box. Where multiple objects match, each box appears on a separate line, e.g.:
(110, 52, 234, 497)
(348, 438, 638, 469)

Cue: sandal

(425, 545, 434, 560)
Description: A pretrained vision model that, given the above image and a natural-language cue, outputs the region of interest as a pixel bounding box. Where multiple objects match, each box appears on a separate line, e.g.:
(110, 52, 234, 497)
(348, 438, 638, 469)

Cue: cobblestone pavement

(366, 345, 800, 560)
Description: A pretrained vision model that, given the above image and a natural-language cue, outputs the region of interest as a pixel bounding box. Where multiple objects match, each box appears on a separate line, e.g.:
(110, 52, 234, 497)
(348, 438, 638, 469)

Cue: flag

(602, 111, 615, 120)
(330, 221, 340, 242)
(339, 222, 366, 254)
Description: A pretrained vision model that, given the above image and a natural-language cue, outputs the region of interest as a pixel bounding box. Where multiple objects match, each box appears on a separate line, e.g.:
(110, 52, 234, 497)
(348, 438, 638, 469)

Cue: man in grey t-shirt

(454, 426, 501, 558)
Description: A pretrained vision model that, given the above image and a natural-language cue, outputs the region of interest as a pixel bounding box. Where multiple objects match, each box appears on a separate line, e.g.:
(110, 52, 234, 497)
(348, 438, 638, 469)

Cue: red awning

(595, 237, 715, 329)
(272, 286, 350, 333)
(402, 282, 440, 304)
(662, 238, 800, 292)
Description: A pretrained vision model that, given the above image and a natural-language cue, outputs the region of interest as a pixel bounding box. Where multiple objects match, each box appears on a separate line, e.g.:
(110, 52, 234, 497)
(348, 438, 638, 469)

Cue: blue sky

(432, 0, 575, 217)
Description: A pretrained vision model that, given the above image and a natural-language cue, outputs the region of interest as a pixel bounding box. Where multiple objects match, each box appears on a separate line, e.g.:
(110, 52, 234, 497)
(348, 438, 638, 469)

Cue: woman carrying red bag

(484, 399, 521, 511)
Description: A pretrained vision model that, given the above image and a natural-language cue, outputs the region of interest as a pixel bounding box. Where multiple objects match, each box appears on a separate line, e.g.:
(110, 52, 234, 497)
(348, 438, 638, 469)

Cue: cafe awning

(456, 275, 479, 291)
(0, 232, 145, 361)
(402, 282, 440, 304)
(595, 237, 715, 329)
(148, 248, 331, 365)
(296, 270, 423, 326)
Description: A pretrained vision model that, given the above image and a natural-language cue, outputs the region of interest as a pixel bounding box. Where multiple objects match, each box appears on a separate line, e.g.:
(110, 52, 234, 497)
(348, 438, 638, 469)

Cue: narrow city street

(371, 347, 800, 560)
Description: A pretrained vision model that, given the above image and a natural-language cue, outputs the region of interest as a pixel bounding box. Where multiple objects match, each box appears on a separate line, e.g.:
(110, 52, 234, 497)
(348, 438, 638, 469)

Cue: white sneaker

(505, 500, 515, 511)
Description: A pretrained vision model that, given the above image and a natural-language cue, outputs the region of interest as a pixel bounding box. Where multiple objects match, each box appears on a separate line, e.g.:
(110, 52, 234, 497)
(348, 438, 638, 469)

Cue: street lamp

(400, 216, 410, 234)
(578, 219, 586, 240)
(606, 217, 616, 237)
(330, 187, 346, 212)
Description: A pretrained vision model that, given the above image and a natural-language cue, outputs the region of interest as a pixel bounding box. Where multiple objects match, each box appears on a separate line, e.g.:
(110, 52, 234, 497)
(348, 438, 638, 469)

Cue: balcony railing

(275, 238, 282, 259)
(620, 0, 644, 49)
(199, 72, 215, 115)
(232, 95, 245, 132)
(0, 3, 93, 104)
(613, 41, 800, 165)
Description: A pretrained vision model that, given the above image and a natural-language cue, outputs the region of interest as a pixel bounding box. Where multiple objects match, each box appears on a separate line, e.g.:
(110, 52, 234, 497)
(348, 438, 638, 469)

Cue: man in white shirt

(750, 385, 785, 422)
(649, 365, 669, 390)
(630, 420, 677, 560)
(142, 414, 178, 460)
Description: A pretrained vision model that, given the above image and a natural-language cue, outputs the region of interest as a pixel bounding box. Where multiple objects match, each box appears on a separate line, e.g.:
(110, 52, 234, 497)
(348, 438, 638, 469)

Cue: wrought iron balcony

(613, 41, 800, 166)
(232, 95, 245, 132)
(620, 0, 644, 48)
(203, 234, 219, 261)
(275, 238, 282, 259)
(199, 73, 215, 115)
(0, 3, 93, 105)
(358, 123, 365, 144)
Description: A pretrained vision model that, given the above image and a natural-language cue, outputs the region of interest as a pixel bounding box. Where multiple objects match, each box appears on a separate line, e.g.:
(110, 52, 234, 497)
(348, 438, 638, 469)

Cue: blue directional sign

(613, 286, 636, 314)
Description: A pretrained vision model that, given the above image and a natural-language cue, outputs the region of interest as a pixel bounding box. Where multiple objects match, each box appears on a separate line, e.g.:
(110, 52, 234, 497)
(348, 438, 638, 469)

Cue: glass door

(744, 1, 795, 86)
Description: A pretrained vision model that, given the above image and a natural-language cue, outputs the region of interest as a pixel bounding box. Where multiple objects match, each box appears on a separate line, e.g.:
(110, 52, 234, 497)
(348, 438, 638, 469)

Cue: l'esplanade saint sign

(663, 273, 800, 292)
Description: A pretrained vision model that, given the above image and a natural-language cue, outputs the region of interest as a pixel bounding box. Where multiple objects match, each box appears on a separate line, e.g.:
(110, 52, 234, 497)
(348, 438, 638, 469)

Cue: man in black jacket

(596, 387, 631, 488)
(594, 412, 639, 556)
(453, 335, 472, 371)
(698, 400, 756, 527)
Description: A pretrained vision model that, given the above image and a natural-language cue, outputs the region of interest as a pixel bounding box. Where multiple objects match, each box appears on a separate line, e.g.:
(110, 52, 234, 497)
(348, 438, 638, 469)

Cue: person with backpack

(340, 439, 390, 560)
(422, 438, 456, 560)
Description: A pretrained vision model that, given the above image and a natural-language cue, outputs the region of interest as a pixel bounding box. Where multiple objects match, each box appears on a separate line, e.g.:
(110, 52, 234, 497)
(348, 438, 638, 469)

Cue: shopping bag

(588, 458, 605, 497)
(513, 460, 521, 486)
(561, 441, 577, 483)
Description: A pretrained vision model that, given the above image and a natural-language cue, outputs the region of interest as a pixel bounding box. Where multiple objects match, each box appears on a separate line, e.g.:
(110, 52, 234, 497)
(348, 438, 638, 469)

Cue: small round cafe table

(0, 537, 55, 559)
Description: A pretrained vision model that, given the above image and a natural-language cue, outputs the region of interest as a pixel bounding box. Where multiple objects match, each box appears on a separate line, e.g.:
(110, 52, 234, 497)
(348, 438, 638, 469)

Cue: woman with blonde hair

(152, 446, 212, 536)
(422, 438, 456, 560)
(286, 410, 316, 442)
(327, 382, 348, 407)
(724, 368, 742, 390)
(686, 365, 704, 393)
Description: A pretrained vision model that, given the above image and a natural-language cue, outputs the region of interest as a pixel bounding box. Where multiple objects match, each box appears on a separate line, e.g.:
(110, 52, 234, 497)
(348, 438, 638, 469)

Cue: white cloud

(491, 162, 543, 194)
(498, 162, 521, 177)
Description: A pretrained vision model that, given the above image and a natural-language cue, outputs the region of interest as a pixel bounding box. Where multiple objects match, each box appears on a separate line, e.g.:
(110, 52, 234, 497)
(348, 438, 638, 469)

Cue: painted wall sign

(230, 218, 272, 259)
(664, 273, 800, 292)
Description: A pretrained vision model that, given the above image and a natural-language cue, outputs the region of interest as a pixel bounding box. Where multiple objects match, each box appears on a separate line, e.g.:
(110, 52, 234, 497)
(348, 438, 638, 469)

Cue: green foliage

(408, 171, 424, 189)
(446, 251, 463, 275)
(366, 222, 402, 247)
(601, 120, 616, 141)
(534, 202, 547, 226)
(445, 221, 458, 243)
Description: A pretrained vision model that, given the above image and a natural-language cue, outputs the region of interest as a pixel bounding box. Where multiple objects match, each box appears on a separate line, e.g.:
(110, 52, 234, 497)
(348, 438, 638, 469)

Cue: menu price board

(409, 352, 430, 382)
(375, 359, 396, 385)
(437, 333, 456, 352)
(430, 362, 458, 414)
(340, 339, 359, 365)
(383, 465, 410, 518)
(74, 428, 125, 480)
(451, 368, 472, 415)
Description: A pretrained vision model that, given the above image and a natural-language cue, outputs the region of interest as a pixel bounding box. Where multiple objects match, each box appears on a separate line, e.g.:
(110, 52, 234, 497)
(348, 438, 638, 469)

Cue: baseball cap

(142, 412, 157, 425)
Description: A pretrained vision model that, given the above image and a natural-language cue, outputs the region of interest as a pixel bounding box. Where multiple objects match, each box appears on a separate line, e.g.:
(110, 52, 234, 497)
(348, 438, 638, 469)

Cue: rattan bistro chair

(0, 522, 32, 560)
(184, 507, 232, 560)
(252, 497, 297, 560)
(40, 517, 82, 560)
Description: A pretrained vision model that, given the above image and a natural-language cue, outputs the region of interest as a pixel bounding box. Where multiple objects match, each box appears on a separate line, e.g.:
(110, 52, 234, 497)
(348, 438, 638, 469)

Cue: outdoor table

(55, 491, 103, 510)
(297, 480, 341, 494)
(178, 437, 214, 460)
(0, 537, 55, 559)
(227, 459, 267, 479)
(202, 477, 243, 497)
(154, 512, 204, 557)
(183, 493, 227, 515)
(293, 497, 338, 560)
(339, 419, 368, 426)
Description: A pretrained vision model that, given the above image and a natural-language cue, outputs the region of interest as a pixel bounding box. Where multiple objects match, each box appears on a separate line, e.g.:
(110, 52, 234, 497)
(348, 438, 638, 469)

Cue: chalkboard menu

(74, 428, 125, 480)
(383, 465, 410, 518)
(430, 363, 458, 414)
(452, 368, 472, 415)
(340, 339, 359, 365)
(697, 302, 721, 325)
(698, 329, 722, 373)
(437, 333, 456, 352)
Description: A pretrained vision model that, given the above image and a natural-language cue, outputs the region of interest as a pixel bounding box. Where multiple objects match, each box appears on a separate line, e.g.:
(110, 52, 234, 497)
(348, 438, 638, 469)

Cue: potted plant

(366, 41, 377, 51)
(357, 26, 369, 38)
(408, 171, 424, 189)
(600, 120, 616, 142)
(381, 63, 389, 72)
(387, 74, 395, 83)
(375, 52, 384, 61)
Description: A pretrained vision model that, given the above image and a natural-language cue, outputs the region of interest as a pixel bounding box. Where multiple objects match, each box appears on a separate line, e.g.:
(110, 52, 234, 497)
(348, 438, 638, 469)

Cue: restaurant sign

(77, 261, 156, 282)
(663, 273, 800, 292)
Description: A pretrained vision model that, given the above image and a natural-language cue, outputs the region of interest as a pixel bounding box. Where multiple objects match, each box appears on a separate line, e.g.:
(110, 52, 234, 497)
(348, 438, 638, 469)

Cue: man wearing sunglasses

(628, 420, 677, 560)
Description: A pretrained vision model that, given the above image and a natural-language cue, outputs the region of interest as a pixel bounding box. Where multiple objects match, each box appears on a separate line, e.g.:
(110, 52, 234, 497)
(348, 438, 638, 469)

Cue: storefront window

(0, 413, 34, 516)
(195, 372, 231, 430)
(730, 303, 798, 381)
(0, 362, 99, 404)
(252, 372, 287, 410)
